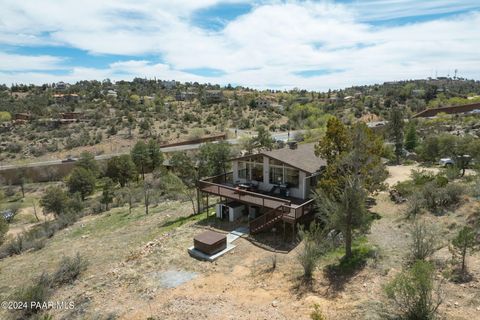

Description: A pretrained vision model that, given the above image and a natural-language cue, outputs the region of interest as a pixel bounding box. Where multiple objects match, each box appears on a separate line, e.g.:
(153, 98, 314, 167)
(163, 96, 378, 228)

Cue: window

(238, 157, 264, 182)
(238, 161, 247, 179)
(285, 168, 299, 187)
(269, 166, 284, 184)
(252, 163, 263, 182)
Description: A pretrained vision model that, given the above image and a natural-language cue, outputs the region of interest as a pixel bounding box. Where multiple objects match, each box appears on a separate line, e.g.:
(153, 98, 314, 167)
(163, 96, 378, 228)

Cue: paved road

(0, 130, 304, 171)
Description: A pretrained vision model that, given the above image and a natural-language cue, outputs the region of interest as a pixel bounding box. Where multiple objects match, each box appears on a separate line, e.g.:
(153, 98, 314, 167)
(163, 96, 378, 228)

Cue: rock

(454, 302, 459, 308)
(272, 300, 279, 308)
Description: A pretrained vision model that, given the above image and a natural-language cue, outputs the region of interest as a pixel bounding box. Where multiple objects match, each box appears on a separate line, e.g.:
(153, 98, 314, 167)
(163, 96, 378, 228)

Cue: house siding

(232, 156, 308, 199)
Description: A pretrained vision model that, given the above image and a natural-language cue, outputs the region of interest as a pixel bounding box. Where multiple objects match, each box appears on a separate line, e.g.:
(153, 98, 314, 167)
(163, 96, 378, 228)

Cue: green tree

(388, 107, 405, 165)
(170, 152, 200, 214)
(67, 167, 96, 200)
(105, 155, 137, 187)
(316, 176, 369, 259)
(451, 226, 477, 277)
(147, 139, 163, 170)
(253, 126, 273, 150)
(316, 121, 387, 196)
(100, 178, 115, 211)
(385, 260, 443, 320)
(404, 121, 418, 151)
(315, 117, 351, 164)
(131, 141, 151, 180)
(198, 141, 232, 177)
(75, 151, 99, 177)
(40, 186, 70, 217)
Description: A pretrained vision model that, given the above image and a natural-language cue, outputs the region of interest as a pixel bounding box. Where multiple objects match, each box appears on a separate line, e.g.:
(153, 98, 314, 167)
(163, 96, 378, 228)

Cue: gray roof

(260, 143, 326, 174)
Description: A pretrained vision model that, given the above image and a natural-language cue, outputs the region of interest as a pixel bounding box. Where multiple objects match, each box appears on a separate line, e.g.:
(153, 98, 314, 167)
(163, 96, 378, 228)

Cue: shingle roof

(261, 143, 326, 174)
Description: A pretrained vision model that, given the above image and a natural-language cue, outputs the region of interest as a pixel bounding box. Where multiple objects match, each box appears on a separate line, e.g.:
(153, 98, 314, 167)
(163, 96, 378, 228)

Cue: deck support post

(196, 188, 201, 215)
(206, 194, 209, 218)
(292, 223, 295, 243)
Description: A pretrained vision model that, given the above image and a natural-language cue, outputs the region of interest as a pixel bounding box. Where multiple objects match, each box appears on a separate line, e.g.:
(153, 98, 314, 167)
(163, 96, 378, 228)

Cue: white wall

(231, 156, 307, 199)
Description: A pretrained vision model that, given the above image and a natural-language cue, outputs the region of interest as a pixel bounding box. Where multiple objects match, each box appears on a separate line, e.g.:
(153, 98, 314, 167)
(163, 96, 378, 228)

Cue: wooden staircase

(249, 205, 285, 234)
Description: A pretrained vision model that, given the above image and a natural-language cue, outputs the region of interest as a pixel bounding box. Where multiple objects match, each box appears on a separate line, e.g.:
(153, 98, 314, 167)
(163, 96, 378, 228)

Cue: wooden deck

(198, 178, 315, 234)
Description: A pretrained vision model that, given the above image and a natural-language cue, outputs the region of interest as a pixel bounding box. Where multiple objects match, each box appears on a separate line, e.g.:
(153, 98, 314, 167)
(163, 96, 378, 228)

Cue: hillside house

(203, 90, 224, 104)
(255, 98, 271, 108)
(198, 142, 325, 237)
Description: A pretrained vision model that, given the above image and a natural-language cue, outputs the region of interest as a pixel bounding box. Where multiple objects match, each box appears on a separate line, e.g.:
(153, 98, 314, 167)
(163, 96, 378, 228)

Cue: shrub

(385, 260, 443, 320)
(10, 273, 52, 318)
(51, 253, 88, 286)
(405, 193, 425, 219)
(5, 235, 24, 256)
(298, 236, 319, 280)
(409, 220, 437, 262)
(440, 183, 465, 208)
(297, 223, 325, 280)
(310, 304, 327, 320)
(0, 217, 8, 246)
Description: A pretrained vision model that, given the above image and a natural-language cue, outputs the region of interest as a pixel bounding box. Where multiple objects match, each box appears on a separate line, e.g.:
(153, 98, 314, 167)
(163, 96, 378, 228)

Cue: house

(255, 98, 271, 108)
(176, 90, 197, 101)
(54, 81, 68, 90)
(198, 142, 326, 237)
(52, 93, 80, 103)
(60, 112, 84, 120)
(14, 113, 31, 121)
(203, 90, 224, 104)
(106, 89, 118, 98)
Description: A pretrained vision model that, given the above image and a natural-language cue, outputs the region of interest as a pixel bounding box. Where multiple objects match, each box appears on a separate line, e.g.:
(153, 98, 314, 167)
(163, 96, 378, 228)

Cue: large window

(285, 168, 299, 187)
(268, 159, 299, 187)
(237, 157, 263, 182)
(252, 163, 263, 182)
(238, 161, 247, 179)
(269, 166, 284, 184)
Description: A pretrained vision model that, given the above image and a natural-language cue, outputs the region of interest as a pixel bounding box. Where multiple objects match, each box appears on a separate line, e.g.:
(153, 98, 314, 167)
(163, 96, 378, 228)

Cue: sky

(0, 0, 479, 91)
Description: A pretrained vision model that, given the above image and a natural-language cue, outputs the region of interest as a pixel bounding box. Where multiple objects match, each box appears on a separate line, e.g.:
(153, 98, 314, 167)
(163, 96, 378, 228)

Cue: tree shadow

(322, 249, 371, 296)
(290, 274, 318, 298)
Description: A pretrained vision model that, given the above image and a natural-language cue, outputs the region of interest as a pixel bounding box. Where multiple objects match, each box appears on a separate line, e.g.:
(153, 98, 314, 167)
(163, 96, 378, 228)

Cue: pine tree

(405, 121, 418, 151)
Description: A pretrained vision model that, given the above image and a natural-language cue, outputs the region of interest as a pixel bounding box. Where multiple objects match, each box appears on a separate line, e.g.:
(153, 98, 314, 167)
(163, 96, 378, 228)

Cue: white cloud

(0, 1, 479, 90)
(0, 53, 65, 71)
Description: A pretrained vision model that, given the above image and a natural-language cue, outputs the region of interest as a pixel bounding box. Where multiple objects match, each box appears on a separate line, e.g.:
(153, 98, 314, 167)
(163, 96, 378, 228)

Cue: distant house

(106, 89, 118, 98)
(203, 90, 224, 104)
(198, 142, 325, 237)
(413, 102, 480, 118)
(55, 81, 68, 90)
(60, 112, 83, 120)
(14, 113, 31, 121)
(176, 90, 197, 101)
(412, 89, 425, 96)
(140, 96, 155, 104)
(255, 98, 271, 108)
(161, 80, 176, 90)
(53, 93, 80, 103)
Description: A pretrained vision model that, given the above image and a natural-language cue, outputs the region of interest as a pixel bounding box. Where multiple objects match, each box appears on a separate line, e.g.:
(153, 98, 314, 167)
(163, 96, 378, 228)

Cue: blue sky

(0, 0, 479, 90)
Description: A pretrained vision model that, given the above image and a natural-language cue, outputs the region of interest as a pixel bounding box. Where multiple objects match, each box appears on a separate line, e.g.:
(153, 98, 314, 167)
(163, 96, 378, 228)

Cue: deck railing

(249, 205, 285, 233)
(198, 180, 290, 209)
(199, 178, 316, 225)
